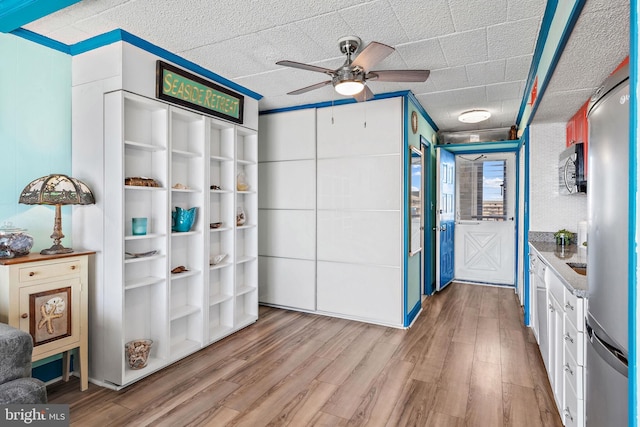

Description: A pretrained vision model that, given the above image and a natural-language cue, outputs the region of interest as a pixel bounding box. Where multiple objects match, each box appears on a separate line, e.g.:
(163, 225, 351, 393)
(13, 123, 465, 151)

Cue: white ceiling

(23, 0, 629, 132)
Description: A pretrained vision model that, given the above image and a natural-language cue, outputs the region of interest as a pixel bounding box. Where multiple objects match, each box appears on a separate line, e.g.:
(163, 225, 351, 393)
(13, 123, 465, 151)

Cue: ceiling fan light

(458, 109, 491, 123)
(334, 80, 365, 96)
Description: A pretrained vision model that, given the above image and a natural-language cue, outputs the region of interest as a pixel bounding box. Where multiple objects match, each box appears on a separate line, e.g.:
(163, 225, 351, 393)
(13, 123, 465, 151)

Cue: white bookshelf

(80, 90, 258, 387)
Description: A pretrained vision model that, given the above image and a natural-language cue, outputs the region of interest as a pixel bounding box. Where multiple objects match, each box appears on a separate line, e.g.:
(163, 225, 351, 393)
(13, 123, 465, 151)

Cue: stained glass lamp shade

(19, 174, 95, 255)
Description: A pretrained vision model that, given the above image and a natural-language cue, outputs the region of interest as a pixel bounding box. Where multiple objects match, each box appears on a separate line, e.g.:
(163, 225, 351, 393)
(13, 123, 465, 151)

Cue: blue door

(436, 147, 455, 290)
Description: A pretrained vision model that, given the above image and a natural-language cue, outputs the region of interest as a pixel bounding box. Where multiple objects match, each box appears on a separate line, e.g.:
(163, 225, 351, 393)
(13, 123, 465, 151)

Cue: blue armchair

(0, 323, 47, 404)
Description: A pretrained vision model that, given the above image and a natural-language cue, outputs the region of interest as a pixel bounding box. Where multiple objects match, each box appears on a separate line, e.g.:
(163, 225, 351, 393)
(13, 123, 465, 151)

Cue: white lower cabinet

(538, 262, 586, 427)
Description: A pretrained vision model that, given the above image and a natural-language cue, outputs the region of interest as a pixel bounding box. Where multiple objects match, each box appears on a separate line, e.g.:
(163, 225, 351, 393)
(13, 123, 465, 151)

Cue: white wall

(529, 122, 587, 234)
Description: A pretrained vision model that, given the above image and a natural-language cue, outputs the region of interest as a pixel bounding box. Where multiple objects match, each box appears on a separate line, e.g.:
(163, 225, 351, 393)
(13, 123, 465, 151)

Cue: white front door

(454, 152, 516, 285)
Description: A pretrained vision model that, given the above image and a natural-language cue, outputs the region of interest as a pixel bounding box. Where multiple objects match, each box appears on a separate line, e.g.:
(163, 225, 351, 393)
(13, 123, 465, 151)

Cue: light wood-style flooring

(47, 282, 563, 426)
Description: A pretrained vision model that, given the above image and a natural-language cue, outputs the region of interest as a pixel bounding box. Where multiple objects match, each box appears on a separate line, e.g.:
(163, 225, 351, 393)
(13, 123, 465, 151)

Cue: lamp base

(40, 245, 74, 255)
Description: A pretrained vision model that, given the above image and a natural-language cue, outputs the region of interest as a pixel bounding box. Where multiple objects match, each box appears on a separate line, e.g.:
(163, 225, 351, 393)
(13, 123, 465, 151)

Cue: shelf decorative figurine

(236, 207, 246, 226)
(237, 172, 249, 191)
(172, 207, 197, 232)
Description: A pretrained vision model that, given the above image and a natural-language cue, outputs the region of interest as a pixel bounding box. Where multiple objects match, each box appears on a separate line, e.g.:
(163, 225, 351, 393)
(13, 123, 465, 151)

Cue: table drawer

(564, 317, 584, 366)
(19, 259, 82, 282)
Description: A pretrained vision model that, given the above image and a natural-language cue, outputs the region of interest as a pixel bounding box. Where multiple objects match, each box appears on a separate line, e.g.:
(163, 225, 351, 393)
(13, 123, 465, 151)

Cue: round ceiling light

(334, 80, 365, 96)
(458, 109, 491, 123)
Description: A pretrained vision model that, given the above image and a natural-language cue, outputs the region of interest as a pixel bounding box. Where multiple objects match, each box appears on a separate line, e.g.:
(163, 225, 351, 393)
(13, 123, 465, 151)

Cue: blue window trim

(523, 127, 531, 326)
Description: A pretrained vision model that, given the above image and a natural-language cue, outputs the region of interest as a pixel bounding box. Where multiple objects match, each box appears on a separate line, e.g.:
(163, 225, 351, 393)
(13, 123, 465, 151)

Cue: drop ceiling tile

(403, 79, 438, 96)
(396, 39, 448, 70)
(259, 24, 328, 66)
(505, 55, 532, 81)
(507, 0, 546, 21)
(439, 28, 488, 67)
(466, 60, 506, 86)
(292, 12, 356, 59)
(487, 17, 540, 60)
(23, 9, 77, 36)
(387, 0, 455, 40)
(449, 0, 507, 32)
(338, 1, 410, 46)
(45, 26, 94, 45)
(486, 81, 524, 102)
(429, 66, 469, 91)
(418, 85, 487, 108)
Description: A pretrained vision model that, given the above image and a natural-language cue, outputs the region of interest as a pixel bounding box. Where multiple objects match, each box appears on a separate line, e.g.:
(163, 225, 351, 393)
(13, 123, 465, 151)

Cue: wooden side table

(0, 251, 93, 391)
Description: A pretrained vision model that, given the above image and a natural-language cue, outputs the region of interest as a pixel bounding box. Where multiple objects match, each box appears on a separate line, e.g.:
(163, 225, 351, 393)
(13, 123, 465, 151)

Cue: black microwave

(559, 142, 587, 194)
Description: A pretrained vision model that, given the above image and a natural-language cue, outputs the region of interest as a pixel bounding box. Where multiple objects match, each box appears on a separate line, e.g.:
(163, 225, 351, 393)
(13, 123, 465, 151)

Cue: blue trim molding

(0, 0, 79, 33)
(10, 28, 263, 101)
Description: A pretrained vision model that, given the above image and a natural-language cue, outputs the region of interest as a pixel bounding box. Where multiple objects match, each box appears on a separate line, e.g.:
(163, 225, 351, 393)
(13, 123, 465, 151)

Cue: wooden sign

(156, 61, 244, 124)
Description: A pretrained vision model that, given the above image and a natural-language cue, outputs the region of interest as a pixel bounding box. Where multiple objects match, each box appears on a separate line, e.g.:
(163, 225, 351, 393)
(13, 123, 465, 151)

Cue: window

(457, 157, 507, 221)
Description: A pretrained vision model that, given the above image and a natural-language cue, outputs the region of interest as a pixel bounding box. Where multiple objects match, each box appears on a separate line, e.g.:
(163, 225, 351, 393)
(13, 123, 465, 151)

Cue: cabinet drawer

(563, 376, 584, 427)
(546, 269, 565, 307)
(19, 260, 82, 283)
(563, 348, 584, 400)
(564, 317, 584, 366)
(564, 290, 584, 332)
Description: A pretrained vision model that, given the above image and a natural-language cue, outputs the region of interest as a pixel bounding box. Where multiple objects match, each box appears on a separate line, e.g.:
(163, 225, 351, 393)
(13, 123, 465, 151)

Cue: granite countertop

(529, 241, 588, 298)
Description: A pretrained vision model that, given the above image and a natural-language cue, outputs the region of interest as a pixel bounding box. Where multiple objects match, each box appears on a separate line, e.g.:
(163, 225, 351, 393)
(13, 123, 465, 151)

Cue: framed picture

(29, 287, 72, 346)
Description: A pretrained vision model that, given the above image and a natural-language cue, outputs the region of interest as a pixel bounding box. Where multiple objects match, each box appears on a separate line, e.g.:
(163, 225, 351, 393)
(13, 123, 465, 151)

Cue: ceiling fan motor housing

(338, 35, 362, 56)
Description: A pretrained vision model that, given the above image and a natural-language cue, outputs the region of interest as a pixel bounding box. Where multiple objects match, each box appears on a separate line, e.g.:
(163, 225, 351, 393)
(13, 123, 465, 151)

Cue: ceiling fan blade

(353, 85, 375, 102)
(366, 70, 430, 82)
(287, 80, 333, 95)
(351, 41, 395, 70)
(276, 60, 335, 76)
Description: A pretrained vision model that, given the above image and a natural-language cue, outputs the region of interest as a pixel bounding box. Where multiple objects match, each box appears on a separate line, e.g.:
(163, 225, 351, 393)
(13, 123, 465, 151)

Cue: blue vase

(172, 207, 197, 232)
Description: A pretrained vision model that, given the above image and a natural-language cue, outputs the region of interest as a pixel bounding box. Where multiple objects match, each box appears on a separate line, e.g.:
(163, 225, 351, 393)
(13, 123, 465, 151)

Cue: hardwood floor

(47, 283, 563, 426)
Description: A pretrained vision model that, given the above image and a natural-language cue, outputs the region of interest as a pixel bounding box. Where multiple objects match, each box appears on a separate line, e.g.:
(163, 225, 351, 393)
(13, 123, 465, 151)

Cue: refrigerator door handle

(586, 321, 628, 377)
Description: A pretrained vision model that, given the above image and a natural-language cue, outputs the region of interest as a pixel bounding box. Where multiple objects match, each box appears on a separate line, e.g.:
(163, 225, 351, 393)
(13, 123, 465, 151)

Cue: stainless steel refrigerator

(585, 63, 629, 426)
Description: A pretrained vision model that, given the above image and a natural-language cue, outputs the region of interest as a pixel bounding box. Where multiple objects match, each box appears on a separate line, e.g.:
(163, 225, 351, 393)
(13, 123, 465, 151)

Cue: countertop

(529, 241, 588, 298)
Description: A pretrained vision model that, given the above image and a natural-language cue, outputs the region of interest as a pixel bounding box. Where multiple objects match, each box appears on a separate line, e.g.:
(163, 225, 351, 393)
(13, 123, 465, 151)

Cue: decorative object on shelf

(172, 183, 189, 190)
(125, 250, 158, 258)
(125, 339, 153, 369)
(125, 177, 161, 187)
(554, 229, 575, 246)
(19, 174, 95, 255)
(210, 253, 227, 265)
(171, 206, 197, 232)
(236, 207, 246, 226)
(237, 172, 249, 191)
(210, 222, 222, 229)
(210, 184, 221, 190)
(508, 125, 518, 140)
(171, 265, 188, 274)
(132, 217, 148, 235)
(0, 222, 34, 259)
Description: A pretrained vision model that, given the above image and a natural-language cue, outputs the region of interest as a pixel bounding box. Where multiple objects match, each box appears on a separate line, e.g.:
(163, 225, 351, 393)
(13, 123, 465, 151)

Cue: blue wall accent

(0, 33, 72, 252)
(0, 0, 79, 33)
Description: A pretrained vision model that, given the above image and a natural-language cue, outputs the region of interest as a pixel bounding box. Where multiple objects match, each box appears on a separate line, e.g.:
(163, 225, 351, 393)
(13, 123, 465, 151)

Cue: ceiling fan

(276, 36, 430, 102)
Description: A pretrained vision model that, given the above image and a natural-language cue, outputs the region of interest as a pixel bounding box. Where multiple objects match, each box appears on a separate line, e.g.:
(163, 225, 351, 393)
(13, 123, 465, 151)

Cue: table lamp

(19, 174, 95, 255)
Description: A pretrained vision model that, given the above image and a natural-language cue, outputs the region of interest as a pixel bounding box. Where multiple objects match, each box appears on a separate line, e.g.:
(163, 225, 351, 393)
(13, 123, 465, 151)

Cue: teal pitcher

(172, 207, 197, 232)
